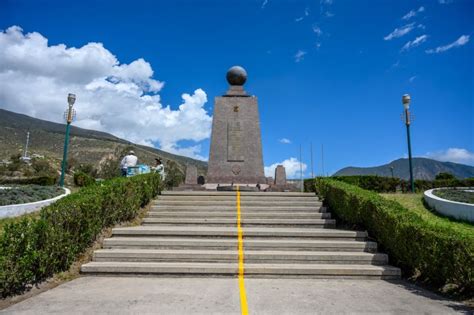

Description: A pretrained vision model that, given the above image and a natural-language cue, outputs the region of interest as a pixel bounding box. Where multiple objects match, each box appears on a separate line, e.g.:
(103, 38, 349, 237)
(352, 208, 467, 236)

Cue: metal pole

(310, 142, 314, 178)
(321, 144, 325, 177)
(405, 109, 415, 193)
(59, 121, 71, 187)
(299, 144, 303, 192)
(24, 131, 30, 159)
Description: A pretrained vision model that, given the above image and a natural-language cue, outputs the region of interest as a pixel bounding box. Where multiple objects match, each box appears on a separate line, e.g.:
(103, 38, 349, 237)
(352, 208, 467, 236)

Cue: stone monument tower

(207, 66, 266, 184)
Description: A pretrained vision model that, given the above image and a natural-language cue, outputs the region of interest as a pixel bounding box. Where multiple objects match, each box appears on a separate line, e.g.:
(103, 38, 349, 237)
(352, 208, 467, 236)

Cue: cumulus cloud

(279, 138, 291, 144)
(294, 50, 307, 62)
(265, 157, 307, 178)
(425, 35, 470, 54)
(401, 34, 428, 51)
(425, 148, 474, 166)
(0, 26, 212, 160)
(402, 6, 425, 20)
(384, 23, 415, 41)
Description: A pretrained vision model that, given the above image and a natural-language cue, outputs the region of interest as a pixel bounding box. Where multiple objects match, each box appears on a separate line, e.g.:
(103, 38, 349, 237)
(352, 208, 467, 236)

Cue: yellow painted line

(236, 186, 249, 315)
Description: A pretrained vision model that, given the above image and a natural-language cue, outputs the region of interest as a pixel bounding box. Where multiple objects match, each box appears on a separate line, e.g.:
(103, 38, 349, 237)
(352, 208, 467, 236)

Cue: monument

(207, 66, 266, 184)
(184, 164, 198, 185)
(274, 165, 287, 186)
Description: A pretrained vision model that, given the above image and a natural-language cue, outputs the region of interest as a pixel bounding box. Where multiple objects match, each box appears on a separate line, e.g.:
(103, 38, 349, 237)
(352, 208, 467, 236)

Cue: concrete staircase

(81, 191, 401, 279)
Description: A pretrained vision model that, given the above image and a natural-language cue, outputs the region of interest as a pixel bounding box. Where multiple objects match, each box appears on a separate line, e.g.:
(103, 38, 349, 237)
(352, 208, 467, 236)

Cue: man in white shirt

(120, 150, 138, 176)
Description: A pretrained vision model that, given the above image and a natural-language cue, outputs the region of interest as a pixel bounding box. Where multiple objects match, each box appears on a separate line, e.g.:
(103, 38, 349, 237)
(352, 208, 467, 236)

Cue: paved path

(2, 277, 469, 314)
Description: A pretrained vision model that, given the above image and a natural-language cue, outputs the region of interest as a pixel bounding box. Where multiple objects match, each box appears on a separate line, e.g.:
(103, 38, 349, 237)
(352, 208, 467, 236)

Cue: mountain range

(334, 157, 474, 180)
(0, 108, 207, 174)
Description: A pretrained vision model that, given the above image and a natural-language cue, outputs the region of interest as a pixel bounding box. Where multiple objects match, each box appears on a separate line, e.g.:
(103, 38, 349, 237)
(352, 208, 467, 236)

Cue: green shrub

(73, 171, 95, 187)
(316, 178, 474, 295)
(0, 176, 57, 186)
(0, 173, 161, 297)
(330, 175, 474, 193)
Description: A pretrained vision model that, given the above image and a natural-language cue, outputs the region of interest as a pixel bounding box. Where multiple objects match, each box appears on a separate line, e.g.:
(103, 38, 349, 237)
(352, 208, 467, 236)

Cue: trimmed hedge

(0, 173, 161, 297)
(0, 176, 58, 186)
(316, 178, 474, 294)
(329, 175, 474, 193)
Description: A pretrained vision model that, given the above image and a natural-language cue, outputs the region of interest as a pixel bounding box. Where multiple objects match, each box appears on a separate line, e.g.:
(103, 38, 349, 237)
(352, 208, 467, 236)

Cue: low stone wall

(0, 187, 71, 219)
(424, 188, 474, 223)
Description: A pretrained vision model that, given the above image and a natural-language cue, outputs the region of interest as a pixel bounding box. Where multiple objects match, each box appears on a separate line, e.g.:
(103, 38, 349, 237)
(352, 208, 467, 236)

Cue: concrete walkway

(1, 277, 469, 314)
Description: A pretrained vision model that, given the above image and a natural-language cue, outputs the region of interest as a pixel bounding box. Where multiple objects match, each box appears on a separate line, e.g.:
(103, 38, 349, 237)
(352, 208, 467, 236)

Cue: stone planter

(0, 187, 71, 219)
(423, 188, 474, 223)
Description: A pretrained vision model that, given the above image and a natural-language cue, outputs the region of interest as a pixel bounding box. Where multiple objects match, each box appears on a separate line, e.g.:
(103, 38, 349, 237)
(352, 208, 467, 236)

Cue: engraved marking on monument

(232, 165, 241, 175)
(227, 121, 244, 162)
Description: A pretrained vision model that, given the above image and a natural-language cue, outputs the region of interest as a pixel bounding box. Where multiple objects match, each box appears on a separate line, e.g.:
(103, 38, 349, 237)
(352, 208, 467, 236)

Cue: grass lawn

(380, 193, 474, 234)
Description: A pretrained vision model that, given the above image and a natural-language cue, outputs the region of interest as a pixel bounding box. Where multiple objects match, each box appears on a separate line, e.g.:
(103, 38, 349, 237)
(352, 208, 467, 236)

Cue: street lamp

(402, 94, 415, 193)
(59, 93, 76, 187)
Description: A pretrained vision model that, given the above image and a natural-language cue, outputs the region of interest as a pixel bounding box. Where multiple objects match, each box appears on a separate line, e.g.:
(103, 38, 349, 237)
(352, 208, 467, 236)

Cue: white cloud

(425, 148, 474, 166)
(305, 7, 310, 16)
(402, 6, 425, 20)
(312, 25, 323, 36)
(425, 35, 470, 54)
(401, 34, 428, 51)
(261, 0, 269, 9)
(279, 138, 291, 144)
(409, 75, 417, 83)
(294, 50, 307, 62)
(0, 26, 212, 160)
(438, 0, 453, 4)
(295, 17, 304, 22)
(265, 157, 307, 178)
(384, 23, 415, 40)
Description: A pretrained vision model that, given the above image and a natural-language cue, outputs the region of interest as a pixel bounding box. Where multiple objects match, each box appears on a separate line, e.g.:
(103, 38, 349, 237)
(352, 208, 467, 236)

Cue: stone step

(150, 205, 325, 212)
(157, 196, 320, 202)
(147, 211, 331, 219)
(154, 201, 323, 207)
(93, 249, 388, 265)
(81, 262, 400, 279)
(141, 218, 336, 227)
(112, 226, 367, 240)
(104, 237, 377, 252)
(161, 191, 316, 197)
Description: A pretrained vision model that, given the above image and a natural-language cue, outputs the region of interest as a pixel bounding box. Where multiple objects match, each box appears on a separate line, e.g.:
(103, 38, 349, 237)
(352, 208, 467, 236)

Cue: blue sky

(1, 0, 472, 177)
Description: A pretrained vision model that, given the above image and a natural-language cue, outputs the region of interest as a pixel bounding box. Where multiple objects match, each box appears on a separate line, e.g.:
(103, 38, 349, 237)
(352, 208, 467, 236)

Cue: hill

(333, 158, 474, 180)
(0, 108, 207, 175)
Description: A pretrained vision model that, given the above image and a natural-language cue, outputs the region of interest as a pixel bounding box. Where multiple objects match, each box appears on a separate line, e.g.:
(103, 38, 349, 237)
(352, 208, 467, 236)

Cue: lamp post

(59, 93, 76, 187)
(402, 94, 415, 193)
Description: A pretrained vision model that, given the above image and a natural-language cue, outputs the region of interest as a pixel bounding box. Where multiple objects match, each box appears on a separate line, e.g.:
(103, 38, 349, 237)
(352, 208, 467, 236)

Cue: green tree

(32, 159, 55, 176)
(435, 172, 456, 180)
(164, 160, 184, 189)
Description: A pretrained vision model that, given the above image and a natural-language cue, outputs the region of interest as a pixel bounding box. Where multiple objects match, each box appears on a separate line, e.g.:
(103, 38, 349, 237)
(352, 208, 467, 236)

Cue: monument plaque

(227, 121, 244, 161)
(207, 66, 266, 184)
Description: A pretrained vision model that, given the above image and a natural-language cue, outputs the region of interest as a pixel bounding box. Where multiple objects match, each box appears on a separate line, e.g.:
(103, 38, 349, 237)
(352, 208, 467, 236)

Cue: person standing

(120, 150, 138, 176)
(153, 158, 165, 179)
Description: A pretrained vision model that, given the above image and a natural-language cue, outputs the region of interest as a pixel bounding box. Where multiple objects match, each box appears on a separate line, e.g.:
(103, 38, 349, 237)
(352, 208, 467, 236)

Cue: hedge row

(316, 178, 474, 294)
(0, 173, 162, 298)
(0, 176, 58, 186)
(329, 175, 474, 193)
